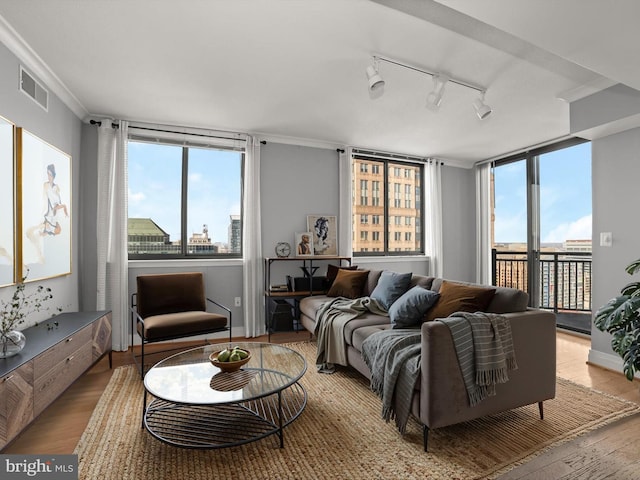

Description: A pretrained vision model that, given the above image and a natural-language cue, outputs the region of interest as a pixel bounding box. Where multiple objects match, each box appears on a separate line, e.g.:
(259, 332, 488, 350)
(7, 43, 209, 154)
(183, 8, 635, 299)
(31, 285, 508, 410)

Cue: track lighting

(473, 93, 492, 119)
(366, 59, 385, 98)
(425, 74, 449, 111)
(366, 55, 492, 119)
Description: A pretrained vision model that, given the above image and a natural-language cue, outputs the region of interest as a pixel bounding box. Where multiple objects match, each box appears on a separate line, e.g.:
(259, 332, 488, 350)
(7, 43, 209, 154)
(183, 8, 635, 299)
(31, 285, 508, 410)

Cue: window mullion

(383, 161, 389, 253)
(181, 147, 189, 255)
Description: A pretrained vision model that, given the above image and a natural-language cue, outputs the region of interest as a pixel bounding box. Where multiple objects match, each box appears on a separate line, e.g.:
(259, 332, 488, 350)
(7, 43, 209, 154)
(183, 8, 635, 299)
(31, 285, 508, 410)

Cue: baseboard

(588, 348, 640, 379)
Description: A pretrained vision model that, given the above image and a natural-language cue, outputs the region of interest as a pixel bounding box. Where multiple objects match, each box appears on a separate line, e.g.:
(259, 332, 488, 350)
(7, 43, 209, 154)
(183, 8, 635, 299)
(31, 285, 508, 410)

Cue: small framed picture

(295, 232, 314, 256)
(307, 214, 338, 256)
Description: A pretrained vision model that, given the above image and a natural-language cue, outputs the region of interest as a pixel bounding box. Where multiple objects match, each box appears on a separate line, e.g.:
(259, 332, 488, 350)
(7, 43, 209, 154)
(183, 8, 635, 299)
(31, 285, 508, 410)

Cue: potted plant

(0, 274, 57, 358)
(594, 257, 640, 381)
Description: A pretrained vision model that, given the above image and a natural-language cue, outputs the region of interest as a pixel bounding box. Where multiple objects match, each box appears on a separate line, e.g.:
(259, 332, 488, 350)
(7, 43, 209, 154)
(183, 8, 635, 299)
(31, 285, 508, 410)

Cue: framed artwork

(0, 115, 15, 287)
(307, 214, 338, 256)
(295, 232, 314, 257)
(17, 128, 72, 282)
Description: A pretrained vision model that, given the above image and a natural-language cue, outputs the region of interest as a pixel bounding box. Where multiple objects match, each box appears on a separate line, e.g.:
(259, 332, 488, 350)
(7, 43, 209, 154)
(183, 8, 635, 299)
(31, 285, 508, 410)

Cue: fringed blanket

(438, 311, 518, 406)
(361, 329, 422, 434)
(315, 296, 387, 373)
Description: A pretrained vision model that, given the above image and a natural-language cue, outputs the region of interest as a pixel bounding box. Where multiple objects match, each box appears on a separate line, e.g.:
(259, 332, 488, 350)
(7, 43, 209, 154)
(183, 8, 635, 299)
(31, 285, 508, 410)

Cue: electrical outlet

(234, 297, 241, 307)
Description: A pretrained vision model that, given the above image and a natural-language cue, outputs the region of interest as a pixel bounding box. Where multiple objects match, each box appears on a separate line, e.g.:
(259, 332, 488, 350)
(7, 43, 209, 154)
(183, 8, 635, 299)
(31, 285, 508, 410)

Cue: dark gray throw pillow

(389, 286, 440, 328)
(370, 271, 412, 310)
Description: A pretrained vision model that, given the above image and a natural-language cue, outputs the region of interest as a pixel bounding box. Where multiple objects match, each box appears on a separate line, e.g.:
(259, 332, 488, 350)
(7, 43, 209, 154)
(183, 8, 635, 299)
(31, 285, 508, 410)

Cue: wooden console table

(0, 310, 112, 450)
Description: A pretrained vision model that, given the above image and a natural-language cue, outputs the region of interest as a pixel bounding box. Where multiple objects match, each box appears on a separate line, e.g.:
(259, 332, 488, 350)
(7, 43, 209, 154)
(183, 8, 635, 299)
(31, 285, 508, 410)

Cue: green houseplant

(594, 257, 640, 381)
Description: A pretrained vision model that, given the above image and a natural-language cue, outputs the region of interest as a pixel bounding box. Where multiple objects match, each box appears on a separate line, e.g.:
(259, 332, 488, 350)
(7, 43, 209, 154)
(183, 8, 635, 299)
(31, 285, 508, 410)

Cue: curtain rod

(89, 119, 247, 143)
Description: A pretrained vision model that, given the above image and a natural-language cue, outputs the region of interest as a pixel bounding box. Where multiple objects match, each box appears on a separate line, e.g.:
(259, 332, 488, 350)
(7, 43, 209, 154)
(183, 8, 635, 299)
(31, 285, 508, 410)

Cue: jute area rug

(75, 341, 640, 480)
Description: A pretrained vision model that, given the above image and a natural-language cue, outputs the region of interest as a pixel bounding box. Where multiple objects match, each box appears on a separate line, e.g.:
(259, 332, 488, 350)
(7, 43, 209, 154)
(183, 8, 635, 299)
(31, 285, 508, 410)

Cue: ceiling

(0, 0, 636, 165)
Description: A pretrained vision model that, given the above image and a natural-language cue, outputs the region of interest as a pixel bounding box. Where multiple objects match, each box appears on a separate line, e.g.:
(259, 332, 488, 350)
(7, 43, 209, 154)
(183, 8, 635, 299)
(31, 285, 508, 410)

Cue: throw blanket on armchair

(315, 296, 387, 373)
(438, 311, 518, 406)
(361, 329, 422, 434)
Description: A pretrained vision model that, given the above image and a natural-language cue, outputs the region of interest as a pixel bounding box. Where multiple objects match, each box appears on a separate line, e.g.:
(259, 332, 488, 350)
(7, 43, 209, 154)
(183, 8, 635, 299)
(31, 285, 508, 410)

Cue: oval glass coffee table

(143, 342, 307, 449)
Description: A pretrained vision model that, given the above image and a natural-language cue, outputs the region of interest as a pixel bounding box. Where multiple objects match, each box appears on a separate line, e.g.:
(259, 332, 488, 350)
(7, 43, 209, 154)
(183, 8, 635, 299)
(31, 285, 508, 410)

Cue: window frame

(127, 134, 245, 260)
(352, 152, 425, 257)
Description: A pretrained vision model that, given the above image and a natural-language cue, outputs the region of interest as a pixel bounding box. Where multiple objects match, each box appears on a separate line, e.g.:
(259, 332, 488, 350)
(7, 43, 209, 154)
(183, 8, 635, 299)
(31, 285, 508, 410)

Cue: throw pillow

(325, 264, 359, 289)
(424, 280, 496, 322)
(370, 270, 413, 310)
(389, 286, 440, 328)
(326, 269, 369, 299)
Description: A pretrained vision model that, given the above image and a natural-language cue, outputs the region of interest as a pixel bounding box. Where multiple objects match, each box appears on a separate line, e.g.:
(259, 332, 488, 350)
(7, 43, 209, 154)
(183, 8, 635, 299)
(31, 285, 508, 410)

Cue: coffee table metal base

(144, 382, 306, 449)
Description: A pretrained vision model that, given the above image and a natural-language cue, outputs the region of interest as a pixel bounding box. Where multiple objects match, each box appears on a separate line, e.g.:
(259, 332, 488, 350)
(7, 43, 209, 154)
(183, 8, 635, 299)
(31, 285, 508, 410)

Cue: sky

(128, 139, 591, 248)
(493, 141, 591, 245)
(128, 142, 242, 244)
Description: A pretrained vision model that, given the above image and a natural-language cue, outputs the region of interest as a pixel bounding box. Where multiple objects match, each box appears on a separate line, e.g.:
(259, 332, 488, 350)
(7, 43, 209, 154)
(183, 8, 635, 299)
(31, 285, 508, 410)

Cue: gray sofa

(299, 269, 557, 450)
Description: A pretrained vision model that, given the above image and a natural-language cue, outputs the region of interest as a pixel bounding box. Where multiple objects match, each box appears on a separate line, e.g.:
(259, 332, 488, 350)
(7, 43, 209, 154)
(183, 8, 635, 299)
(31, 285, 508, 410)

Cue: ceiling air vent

(19, 66, 48, 111)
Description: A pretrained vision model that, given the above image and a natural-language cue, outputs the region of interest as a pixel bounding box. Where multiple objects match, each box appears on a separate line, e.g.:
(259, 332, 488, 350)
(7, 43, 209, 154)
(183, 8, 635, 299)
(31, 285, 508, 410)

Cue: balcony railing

(492, 249, 592, 313)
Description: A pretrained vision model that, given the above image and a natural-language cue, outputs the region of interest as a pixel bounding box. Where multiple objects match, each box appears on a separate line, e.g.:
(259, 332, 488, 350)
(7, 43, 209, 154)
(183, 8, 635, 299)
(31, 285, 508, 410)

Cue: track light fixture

(472, 92, 492, 119)
(425, 74, 449, 111)
(366, 58, 385, 98)
(366, 55, 492, 119)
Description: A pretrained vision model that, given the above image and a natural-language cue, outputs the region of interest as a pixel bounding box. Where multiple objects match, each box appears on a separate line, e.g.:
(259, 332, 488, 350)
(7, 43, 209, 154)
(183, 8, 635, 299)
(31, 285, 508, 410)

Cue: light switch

(600, 232, 612, 247)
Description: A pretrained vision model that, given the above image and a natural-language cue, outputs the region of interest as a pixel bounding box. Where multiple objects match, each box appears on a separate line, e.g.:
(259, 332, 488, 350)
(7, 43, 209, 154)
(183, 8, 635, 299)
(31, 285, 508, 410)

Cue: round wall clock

(275, 242, 291, 258)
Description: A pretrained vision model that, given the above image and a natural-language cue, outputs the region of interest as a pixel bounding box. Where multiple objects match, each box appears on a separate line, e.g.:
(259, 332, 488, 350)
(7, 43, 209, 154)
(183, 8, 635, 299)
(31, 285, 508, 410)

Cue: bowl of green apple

(210, 346, 251, 372)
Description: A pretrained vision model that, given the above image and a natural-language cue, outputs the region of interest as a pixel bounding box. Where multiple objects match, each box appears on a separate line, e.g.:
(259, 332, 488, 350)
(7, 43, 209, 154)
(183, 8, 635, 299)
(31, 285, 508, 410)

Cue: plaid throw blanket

(361, 329, 422, 434)
(438, 312, 518, 406)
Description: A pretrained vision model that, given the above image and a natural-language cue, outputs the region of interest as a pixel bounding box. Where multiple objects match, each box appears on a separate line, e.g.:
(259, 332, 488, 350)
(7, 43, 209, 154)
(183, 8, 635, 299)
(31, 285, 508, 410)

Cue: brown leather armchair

(131, 272, 232, 377)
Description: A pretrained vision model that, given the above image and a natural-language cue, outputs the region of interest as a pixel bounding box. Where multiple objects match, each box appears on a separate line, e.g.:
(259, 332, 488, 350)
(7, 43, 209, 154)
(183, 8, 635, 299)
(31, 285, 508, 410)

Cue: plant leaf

(626, 258, 640, 276)
(621, 282, 640, 297)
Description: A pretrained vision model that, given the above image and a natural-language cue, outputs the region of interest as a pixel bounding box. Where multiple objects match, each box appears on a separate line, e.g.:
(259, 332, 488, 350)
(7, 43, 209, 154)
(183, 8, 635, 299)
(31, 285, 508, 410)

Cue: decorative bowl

(209, 349, 251, 372)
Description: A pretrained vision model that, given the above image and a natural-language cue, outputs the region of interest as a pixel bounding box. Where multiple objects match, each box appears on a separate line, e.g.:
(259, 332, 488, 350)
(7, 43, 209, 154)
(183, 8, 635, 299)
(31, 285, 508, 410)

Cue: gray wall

(589, 127, 640, 369)
(0, 42, 83, 327)
(441, 165, 476, 282)
(79, 124, 98, 311)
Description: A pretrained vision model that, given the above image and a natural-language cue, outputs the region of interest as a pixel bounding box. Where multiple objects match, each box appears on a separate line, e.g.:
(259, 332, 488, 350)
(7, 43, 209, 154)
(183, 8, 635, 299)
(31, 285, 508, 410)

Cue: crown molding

(0, 14, 88, 119)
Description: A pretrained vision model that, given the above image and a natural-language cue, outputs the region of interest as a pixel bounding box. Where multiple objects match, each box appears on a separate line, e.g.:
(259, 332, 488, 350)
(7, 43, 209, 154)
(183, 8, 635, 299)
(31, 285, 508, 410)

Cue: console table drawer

(33, 342, 92, 416)
(33, 326, 92, 380)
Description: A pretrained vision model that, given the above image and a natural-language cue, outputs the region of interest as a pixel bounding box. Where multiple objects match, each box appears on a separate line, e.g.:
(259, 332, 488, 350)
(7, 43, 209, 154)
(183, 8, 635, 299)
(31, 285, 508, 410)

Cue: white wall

(0, 41, 82, 327)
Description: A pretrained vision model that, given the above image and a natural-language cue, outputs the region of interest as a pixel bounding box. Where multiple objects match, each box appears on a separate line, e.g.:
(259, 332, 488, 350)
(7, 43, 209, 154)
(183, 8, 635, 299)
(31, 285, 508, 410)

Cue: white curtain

(338, 148, 353, 257)
(242, 136, 264, 337)
(424, 160, 443, 278)
(96, 120, 129, 351)
(475, 162, 492, 285)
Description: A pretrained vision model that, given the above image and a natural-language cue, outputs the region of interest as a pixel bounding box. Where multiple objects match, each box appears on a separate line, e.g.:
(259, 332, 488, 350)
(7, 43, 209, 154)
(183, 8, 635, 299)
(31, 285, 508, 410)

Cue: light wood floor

(3, 331, 639, 479)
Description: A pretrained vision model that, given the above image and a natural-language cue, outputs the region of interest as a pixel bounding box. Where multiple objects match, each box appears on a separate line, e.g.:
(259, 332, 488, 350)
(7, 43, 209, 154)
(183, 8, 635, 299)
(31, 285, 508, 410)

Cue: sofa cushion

(327, 269, 369, 299)
(487, 287, 529, 313)
(370, 271, 412, 310)
(351, 323, 392, 351)
(363, 270, 383, 297)
(325, 264, 359, 289)
(430, 278, 528, 313)
(299, 295, 331, 322)
(344, 314, 391, 346)
(424, 280, 496, 321)
(389, 286, 440, 328)
(410, 275, 435, 290)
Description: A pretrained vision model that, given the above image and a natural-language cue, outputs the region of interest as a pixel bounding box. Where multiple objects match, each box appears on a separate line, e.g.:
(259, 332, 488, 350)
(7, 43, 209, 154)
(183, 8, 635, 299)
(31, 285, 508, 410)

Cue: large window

(352, 154, 424, 256)
(492, 138, 591, 333)
(128, 137, 243, 258)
